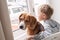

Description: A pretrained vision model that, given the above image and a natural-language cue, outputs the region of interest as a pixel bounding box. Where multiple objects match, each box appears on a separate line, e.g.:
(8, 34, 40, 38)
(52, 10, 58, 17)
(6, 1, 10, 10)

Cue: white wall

(50, 0, 60, 24)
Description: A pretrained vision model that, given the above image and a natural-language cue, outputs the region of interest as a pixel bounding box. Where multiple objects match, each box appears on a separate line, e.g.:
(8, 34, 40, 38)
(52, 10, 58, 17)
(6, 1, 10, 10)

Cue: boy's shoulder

(47, 19, 60, 28)
(39, 19, 60, 28)
(48, 19, 59, 24)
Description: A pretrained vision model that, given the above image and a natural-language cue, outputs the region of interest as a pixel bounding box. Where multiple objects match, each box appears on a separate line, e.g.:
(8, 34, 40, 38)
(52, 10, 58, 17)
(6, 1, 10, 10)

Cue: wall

(50, 0, 60, 23)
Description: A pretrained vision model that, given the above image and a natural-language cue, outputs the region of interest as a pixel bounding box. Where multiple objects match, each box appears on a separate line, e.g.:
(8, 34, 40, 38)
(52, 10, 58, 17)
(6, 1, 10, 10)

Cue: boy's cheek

(39, 15, 43, 20)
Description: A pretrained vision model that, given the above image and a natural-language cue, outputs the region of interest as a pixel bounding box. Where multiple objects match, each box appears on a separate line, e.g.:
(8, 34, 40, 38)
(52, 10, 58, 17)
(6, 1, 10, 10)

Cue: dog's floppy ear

(29, 16, 37, 30)
(19, 14, 23, 21)
(19, 13, 26, 21)
(19, 14, 23, 20)
(20, 14, 23, 17)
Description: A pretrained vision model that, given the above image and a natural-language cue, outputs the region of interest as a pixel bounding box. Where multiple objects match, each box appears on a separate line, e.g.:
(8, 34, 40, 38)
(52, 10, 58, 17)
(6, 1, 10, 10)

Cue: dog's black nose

(20, 26, 23, 29)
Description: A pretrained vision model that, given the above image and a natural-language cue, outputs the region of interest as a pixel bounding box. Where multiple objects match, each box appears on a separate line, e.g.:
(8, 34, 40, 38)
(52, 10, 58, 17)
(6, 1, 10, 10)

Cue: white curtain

(0, 0, 14, 40)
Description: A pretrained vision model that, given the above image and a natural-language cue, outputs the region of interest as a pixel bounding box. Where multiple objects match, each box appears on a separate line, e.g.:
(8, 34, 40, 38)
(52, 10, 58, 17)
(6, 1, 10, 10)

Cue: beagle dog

(19, 13, 44, 40)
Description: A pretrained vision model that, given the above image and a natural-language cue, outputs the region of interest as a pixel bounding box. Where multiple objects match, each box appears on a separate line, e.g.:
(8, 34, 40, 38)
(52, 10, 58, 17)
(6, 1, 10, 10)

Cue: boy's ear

(42, 13, 47, 19)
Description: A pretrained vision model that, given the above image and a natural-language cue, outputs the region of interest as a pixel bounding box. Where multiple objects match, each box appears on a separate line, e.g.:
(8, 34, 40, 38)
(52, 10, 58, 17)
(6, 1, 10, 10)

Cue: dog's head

(19, 13, 37, 30)
(19, 13, 44, 32)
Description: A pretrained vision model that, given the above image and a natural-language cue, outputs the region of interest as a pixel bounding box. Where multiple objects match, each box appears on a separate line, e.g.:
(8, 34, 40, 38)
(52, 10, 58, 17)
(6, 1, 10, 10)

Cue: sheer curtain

(0, 0, 14, 40)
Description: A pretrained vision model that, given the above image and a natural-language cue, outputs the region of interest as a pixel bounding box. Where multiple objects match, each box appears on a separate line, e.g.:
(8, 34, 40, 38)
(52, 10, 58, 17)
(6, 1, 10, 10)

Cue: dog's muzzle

(19, 21, 25, 30)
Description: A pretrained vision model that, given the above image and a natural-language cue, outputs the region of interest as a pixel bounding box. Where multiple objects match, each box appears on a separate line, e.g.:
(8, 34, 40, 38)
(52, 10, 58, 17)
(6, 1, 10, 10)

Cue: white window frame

(27, 0, 50, 16)
(26, 0, 35, 16)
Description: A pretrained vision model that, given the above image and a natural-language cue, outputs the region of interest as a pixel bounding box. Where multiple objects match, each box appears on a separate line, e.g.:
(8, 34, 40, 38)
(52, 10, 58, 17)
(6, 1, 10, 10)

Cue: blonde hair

(38, 4, 53, 19)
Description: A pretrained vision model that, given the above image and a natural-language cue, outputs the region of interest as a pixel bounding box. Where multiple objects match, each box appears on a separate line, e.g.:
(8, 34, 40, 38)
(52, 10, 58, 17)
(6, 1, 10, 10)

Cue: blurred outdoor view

(6, 0, 28, 31)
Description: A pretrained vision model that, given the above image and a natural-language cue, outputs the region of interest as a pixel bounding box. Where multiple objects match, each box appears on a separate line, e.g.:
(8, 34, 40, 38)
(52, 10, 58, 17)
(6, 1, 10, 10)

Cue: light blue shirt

(39, 19, 60, 40)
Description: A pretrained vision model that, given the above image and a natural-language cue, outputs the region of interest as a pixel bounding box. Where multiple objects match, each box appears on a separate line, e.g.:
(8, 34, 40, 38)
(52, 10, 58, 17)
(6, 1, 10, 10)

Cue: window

(7, 0, 28, 31)
(8, 0, 15, 2)
(6, 0, 28, 40)
(12, 8, 21, 13)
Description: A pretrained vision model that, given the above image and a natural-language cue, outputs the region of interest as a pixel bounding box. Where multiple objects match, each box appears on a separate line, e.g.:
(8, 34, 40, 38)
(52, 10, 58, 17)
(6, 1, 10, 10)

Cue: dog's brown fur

(19, 13, 44, 40)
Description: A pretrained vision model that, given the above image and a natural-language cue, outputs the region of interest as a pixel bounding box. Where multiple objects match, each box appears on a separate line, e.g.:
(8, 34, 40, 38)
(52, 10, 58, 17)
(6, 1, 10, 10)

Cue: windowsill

(13, 29, 27, 40)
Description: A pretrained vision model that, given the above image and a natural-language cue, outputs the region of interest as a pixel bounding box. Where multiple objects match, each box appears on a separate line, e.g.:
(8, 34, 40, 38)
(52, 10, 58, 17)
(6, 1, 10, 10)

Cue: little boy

(37, 4, 60, 39)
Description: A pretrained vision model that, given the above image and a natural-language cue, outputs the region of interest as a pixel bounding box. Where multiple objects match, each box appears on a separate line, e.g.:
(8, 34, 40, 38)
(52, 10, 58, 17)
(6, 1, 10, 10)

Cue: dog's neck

(27, 22, 41, 35)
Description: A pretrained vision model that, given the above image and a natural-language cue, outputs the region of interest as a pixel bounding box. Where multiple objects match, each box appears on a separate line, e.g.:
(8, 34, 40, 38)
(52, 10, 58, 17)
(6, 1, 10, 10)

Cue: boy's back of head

(39, 4, 53, 19)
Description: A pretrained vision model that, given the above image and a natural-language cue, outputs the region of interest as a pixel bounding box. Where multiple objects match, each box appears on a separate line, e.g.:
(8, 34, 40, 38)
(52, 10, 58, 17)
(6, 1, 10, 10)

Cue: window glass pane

(7, 0, 28, 31)
(34, 0, 47, 6)
(8, 0, 15, 2)
(12, 8, 20, 13)
(6, 0, 28, 40)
